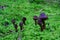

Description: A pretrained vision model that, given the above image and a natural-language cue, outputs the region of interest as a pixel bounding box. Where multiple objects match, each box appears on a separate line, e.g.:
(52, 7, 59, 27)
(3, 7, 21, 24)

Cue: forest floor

(0, 0, 60, 40)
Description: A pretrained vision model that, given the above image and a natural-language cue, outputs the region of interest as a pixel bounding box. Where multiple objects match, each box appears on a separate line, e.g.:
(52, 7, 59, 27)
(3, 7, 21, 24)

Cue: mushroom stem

(35, 20, 37, 25)
(38, 20, 46, 31)
(42, 21, 46, 29)
(19, 22, 24, 31)
(15, 27, 18, 32)
(20, 26, 23, 31)
(39, 25, 43, 31)
(14, 28, 18, 32)
(33, 16, 38, 25)
(23, 21, 25, 25)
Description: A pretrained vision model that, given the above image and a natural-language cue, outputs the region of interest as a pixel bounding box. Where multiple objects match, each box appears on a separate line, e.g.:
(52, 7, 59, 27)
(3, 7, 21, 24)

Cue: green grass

(0, 0, 60, 40)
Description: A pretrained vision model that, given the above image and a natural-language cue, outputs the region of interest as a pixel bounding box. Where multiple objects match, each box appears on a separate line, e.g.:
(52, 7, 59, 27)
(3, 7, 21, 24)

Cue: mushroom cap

(33, 16, 38, 20)
(22, 17, 26, 21)
(19, 22, 23, 27)
(39, 13, 48, 20)
(11, 18, 16, 24)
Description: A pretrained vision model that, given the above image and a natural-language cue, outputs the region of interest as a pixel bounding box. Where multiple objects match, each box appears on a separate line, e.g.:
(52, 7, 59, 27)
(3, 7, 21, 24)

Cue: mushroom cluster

(33, 12, 48, 31)
(11, 17, 27, 32)
(2, 12, 48, 32)
(11, 12, 48, 32)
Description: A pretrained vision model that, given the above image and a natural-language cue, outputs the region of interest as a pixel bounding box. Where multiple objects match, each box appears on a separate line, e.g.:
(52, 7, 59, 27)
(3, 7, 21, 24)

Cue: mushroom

(22, 17, 26, 25)
(11, 18, 16, 25)
(38, 12, 48, 31)
(19, 22, 24, 31)
(14, 24, 18, 32)
(33, 16, 38, 25)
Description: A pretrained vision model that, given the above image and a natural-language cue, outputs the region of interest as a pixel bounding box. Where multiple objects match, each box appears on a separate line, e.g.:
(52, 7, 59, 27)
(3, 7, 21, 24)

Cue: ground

(0, 0, 60, 40)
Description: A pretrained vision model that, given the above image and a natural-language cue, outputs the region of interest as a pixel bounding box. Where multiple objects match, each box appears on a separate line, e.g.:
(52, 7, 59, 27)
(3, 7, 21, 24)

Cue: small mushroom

(22, 17, 26, 25)
(38, 12, 48, 31)
(14, 24, 18, 32)
(19, 22, 24, 31)
(11, 18, 16, 25)
(33, 16, 38, 25)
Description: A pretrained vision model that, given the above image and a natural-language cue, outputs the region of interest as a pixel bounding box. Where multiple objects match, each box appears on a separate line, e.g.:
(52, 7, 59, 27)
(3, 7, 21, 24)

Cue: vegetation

(0, 0, 60, 40)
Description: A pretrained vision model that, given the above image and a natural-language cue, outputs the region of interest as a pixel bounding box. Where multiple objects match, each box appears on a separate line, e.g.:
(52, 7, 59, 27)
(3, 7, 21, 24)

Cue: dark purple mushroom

(33, 16, 38, 25)
(19, 22, 23, 31)
(39, 12, 48, 20)
(14, 24, 18, 32)
(38, 12, 48, 31)
(11, 18, 16, 24)
(22, 17, 26, 25)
